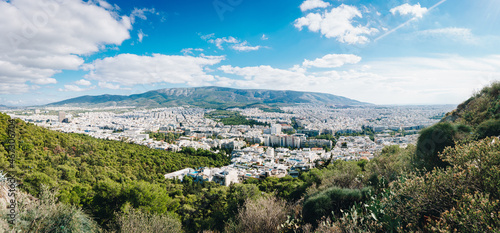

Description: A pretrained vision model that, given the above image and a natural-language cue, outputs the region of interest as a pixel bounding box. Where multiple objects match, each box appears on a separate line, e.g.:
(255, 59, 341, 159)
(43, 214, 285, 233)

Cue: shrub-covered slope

(442, 81, 500, 127)
(0, 113, 230, 229)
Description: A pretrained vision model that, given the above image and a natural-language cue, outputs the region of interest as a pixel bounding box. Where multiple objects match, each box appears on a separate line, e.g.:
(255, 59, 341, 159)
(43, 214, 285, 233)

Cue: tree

(414, 122, 456, 171)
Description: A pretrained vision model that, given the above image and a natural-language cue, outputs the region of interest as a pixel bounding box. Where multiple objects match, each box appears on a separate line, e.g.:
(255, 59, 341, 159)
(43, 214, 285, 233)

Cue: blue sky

(1, 0, 499, 106)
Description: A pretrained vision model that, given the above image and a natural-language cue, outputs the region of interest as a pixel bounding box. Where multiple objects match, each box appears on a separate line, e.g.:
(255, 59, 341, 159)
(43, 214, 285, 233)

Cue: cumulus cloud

(294, 4, 379, 44)
(302, 54, 362, 68)
(390, 3, 428, 18)
(0, 0, 132, 94)
(84, 54, 225, 87)
(208, 36, 239, 49)
(75, 79, 92, 86)
(300, 0, 331, 12)
(98, 82, 121, 90)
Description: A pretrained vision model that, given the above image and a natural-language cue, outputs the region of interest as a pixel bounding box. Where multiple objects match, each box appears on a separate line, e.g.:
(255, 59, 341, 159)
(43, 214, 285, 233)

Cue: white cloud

(84, 54, 225, 86)
(217, 65, 314, 88)
(59, 84, 95, 92)
(261, 34, 268, 40)
(181, 48, 204, 55)
(302, 54, 362, 68)
(130, 7, 156, 24)
(415, 27, 476, 43)
(98, 82, 121, 90)
(300, 0, 331, 12)
(294, 4, 379, 44)
(137, 30, 147, 43)
(231, 41, 262, 51)
(75, 79, 92, 86)
(204, 34, 263, 51)
(208, 36, 239, 49)
(215, 54, 500, 105)
(200, 33, 215, 40)
(390, 3, 428, 18)
(0, 0, 132, 94)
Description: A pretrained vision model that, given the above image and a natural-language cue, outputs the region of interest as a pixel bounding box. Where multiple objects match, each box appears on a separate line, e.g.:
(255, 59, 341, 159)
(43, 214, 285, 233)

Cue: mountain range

(47, 86, 371, 109)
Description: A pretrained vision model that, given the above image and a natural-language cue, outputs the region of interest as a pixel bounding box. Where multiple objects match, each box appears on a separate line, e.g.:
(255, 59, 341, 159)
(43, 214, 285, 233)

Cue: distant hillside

(442, 82, 500, 126)
(47, 86, 371, 109)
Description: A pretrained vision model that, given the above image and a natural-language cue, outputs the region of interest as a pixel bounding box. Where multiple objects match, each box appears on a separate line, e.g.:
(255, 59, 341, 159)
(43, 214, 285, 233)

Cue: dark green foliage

(205, 110, 267, 126)
(475, 118, 500, 139)
(149, 131, 181, 143)
(414, 122, 455, 170)
(302, 186, 370, 224)
(259, 107, 285, 113)
(251, 176, 308, 202)
(0, 113, 231, 231)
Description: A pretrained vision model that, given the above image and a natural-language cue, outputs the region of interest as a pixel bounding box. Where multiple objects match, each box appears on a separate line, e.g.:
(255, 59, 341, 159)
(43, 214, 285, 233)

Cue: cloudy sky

(1, 0, 499, 106)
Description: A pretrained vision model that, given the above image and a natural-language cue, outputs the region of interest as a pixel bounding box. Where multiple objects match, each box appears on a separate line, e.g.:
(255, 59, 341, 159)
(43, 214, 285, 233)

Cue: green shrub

(302, 186, 370, 225)
(476, 119, 500, 139)
(2, 185, 101, 233)
(414, 122, 456, 171)
(427, 192, 500, 232)
(116, 208, 182, 233)
(365, 145, 413, 189)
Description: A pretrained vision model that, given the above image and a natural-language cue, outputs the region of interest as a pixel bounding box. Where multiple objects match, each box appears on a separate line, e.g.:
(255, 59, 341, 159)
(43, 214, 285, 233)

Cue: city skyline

(1, 0, 500, 106)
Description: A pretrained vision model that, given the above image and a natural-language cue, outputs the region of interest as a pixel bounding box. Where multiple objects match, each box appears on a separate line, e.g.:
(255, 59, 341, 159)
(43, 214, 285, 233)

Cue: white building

(271, 124, 281, 135)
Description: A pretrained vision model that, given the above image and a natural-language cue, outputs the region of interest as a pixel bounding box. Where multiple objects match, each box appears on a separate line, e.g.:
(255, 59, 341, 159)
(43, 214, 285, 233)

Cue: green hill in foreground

(47, 86, 372, 109)
(0, 113, 230, 231)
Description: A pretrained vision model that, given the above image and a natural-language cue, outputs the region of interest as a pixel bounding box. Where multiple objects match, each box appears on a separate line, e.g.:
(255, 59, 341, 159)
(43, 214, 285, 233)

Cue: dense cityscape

(3, 104, 454, 186)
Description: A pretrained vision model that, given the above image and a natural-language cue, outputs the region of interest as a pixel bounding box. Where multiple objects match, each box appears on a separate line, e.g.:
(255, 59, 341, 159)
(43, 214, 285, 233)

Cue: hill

(0, 113, 230, 229)
(47, 86, 371, 109)
(441, 81, 500, 126)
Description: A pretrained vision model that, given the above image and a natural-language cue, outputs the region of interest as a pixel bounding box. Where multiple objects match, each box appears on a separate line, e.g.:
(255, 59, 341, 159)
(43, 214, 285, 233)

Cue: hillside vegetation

(443, 81, 500, 126)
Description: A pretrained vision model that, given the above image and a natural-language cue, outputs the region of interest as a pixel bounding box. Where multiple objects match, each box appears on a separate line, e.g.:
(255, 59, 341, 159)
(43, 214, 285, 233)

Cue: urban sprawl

(5, 104, 454, 186)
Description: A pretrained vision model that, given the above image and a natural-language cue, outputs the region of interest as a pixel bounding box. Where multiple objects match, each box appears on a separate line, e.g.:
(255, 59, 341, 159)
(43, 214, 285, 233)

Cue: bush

(116, 208, 182, 233)
(427, 192, 500, 232)
(305, 160, 363, 197)
(414, 122, 456, 170)
(225, 196, 288, 233)
(302, 186, 370, 225)
(441, 137, 500, 199)
(476, 119, 500, 139)
(1, 185, 100, 233)
(365, 145, 413, 189)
